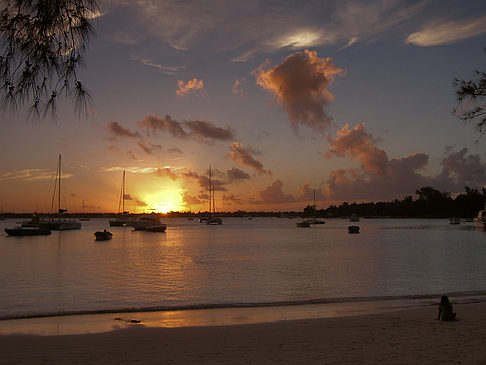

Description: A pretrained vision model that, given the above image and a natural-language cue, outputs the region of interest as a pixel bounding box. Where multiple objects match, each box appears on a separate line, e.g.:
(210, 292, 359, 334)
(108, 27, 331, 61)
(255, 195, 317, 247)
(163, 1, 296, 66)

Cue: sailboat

(79, 200, 90, 221)
(303, 190, 325, 225)
(39, 155, 81, 230)
(206, 165, 222, 225)
(109, 170, 133, 227)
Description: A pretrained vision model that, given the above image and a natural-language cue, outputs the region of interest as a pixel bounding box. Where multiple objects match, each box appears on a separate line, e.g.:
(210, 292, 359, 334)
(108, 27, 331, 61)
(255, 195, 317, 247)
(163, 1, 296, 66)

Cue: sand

(0, 301, 485, 364)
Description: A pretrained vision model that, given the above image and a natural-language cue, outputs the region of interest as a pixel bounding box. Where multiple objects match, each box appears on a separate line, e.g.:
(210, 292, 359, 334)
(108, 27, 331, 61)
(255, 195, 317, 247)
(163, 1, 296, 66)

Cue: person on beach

(437, 295, 456, 321)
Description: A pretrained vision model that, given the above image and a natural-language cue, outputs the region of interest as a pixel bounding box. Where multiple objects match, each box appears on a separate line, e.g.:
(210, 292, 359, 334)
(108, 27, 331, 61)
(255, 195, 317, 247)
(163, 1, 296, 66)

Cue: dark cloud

(258, 180, 296, 204)
(138, 141, 162, 155)
(106, 121, 141, 139)
(126, 151, 138, 160)
(228, 142, 270, 175)
(222, 194, 243, 204)
(253, 50, 344, 131)
(138, 114, 235, 142)
(325, 124, 486, 202)
(183, 192, 202, 206)
(298, 183, 325, 202)
(435, 148, 486, 191)
(227, 167, 251, 182)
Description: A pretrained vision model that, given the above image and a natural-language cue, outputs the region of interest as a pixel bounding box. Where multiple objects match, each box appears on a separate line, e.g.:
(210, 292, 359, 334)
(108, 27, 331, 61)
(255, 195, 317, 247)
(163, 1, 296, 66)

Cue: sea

(1, 217, 485, 321)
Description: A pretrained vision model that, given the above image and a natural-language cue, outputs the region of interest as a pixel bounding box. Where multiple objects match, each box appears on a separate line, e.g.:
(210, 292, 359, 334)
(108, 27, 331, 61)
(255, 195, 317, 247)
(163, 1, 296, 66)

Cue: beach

(1, 301, 485, 364)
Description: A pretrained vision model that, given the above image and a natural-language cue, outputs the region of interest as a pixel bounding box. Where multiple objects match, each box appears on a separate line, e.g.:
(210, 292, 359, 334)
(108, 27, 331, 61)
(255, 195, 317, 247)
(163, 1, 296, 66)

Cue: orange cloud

(232, 78, 246, 96)
(327, 123, 388, 175)
(176, 78, 204, 96)
(253, 49, 344, 131)
(228, 142, 270, 175)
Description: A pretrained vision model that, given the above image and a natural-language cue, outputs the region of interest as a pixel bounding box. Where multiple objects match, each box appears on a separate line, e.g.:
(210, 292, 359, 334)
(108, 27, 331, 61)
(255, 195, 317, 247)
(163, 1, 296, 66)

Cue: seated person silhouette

(437, 295, 456, 321)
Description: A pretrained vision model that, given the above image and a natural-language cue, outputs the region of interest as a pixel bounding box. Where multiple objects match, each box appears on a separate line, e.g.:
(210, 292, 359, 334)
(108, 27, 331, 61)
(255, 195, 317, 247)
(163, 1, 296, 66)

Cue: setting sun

(143, 188, 187, 213)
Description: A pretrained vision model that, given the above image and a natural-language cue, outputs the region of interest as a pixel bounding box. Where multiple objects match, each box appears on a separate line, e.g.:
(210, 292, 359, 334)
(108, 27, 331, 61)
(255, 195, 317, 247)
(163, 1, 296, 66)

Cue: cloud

(176, 78, 204, 96)
(138, 141, 162, 155)
(107, 145, 120, 152)
(0, 169, 71, 181)
(167, 147, 183, 154)
(232, 78, 246, 96)
(227, 167, 251, 182)
(138, 114, 235, 142)
(222, 194, 242, 204)
(183, 192, 202, 206)
(130, 54, 187, 75)
(253, 50, 344, 131)
(107, 1, 425, 62)
(105, 121, 141, 139)
(257, 180, 296, 204)
(154, 168, 179, 181)
(436, 147, 486, 190)
(228, 142, 270, 175)
(298, 183, 325, 203)
(126, 151, 138, 160)
(327, 123, 388, 175)
(324, 124, 486, 202)
(406, 16, 486, 46)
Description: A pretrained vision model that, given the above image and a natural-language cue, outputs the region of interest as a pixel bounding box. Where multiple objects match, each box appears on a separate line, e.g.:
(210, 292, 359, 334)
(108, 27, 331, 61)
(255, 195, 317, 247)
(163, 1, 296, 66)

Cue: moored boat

(296, 221, 311, 227)
(474, 208, 486, 230)
(206, 217, 223, 225)
(5, 227, 51, 236)
(348, 225, 360, 233)
(132, 215, 167, 231)
(449, 217, 460, 225)
(146, 225, 167, 232)
(305, 218, 325, 225)
(110, 171, 133, 227)
(94, 230, 113, 240)
(39, 155, 81, 231)
(349, 214, 360, 222)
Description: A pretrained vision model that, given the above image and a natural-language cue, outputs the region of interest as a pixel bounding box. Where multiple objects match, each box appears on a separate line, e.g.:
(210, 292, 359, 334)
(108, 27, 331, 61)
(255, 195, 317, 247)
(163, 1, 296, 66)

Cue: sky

(1, 0, 486, 214)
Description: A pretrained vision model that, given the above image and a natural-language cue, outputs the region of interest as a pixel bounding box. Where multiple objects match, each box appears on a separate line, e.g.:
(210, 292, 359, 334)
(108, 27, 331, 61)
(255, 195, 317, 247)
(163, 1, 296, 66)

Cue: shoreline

(1, 293, 486, 336)
(1, 300, 485, 364)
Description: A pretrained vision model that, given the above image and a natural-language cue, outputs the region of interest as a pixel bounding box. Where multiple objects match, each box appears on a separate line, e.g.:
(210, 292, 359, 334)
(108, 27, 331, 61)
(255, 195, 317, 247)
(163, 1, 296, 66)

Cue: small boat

(449, 217, 460, 225)
(132, 215, 167, 231)
(5, 227, 51, 236)
(348, 225, 360, 233)
(206, 217, 223, 225)
(146, 225, 167, 232)
(305, 218, 325, 225)
(349, 214, 360, 222)
(296, 221, 311, 227)
(474, 208, 486, 230)
(94, 230, 113, 241)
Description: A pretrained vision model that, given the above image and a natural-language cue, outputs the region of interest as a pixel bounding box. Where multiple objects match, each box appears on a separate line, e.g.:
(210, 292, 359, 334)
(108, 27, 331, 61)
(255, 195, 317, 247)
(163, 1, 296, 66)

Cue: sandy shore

(1, 301, 485, 364)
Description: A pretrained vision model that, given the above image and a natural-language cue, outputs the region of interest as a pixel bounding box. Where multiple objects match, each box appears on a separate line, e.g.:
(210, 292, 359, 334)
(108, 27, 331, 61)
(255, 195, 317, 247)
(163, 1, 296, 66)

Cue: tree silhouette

(454, 48, 486, 135)
(0, 0, 99, 119)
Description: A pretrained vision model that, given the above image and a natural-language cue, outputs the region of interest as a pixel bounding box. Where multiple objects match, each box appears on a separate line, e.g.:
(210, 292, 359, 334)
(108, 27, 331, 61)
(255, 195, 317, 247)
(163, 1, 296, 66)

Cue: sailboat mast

(58, 154, 61, 214)
(122, 170, 125, 213)
(208, 165, 212, 213)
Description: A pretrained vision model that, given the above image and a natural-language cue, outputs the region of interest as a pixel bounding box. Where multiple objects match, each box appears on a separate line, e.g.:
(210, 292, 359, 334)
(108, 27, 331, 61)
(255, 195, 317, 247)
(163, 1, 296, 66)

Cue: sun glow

(143, 188, 186, 213)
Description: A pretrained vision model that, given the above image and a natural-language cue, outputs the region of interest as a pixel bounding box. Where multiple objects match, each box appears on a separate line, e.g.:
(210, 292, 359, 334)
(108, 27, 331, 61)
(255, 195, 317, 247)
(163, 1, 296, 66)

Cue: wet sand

(0, 300, 485, 364)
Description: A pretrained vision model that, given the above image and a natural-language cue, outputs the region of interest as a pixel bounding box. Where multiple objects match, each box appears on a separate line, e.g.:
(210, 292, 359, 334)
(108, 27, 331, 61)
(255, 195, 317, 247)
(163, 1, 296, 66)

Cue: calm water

(0, 217, 485, 319)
